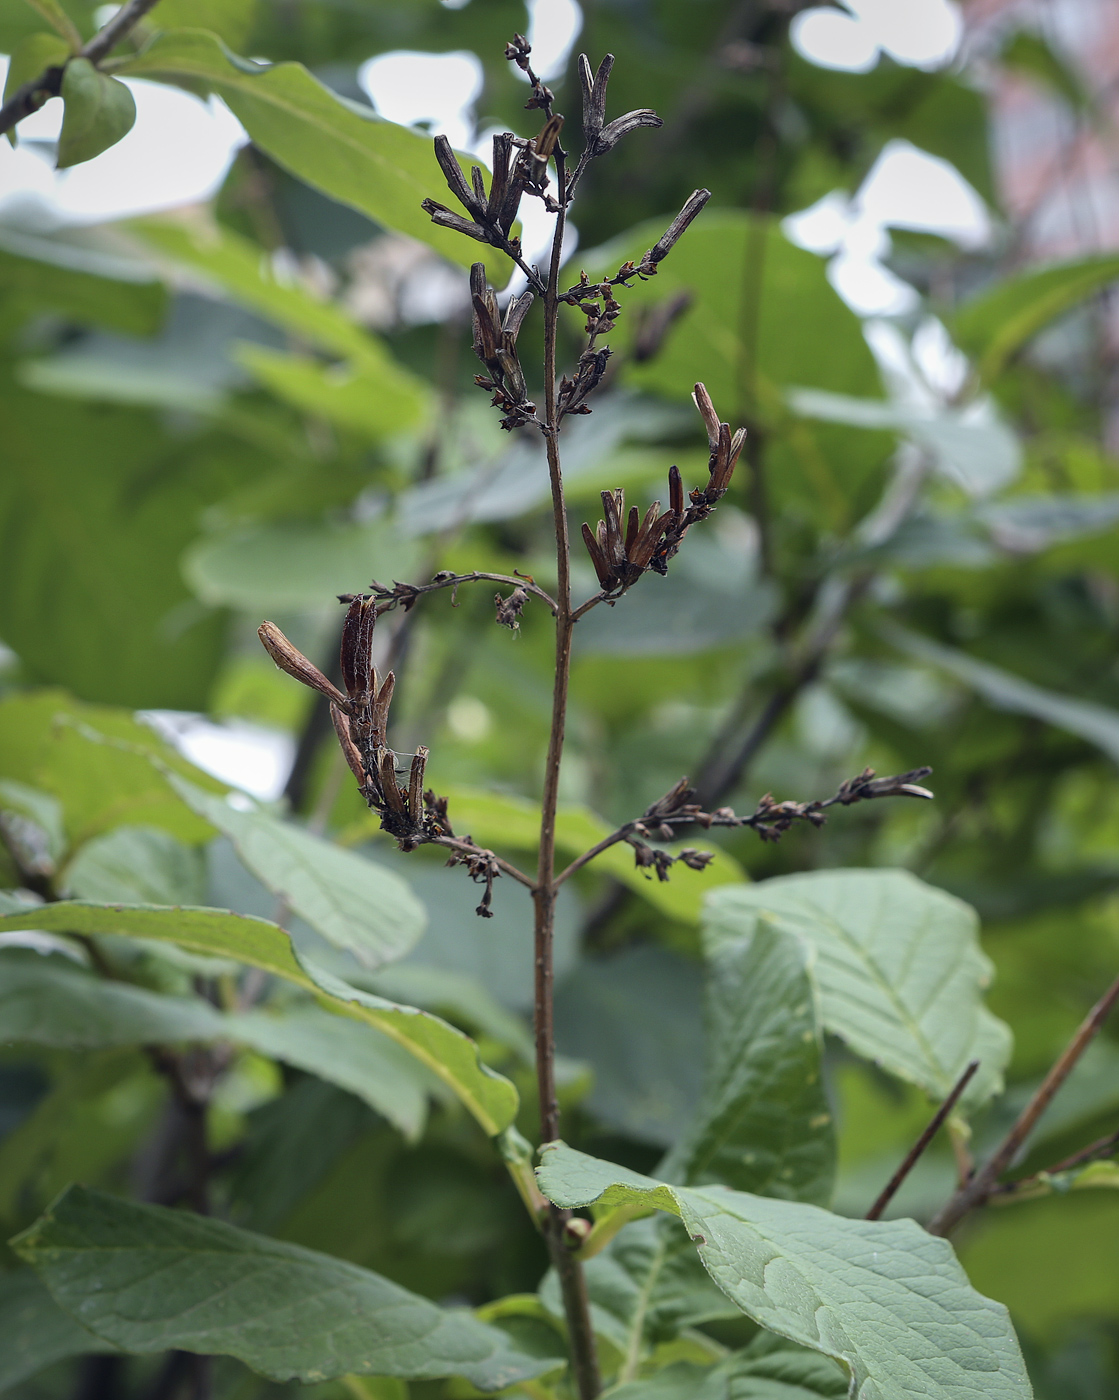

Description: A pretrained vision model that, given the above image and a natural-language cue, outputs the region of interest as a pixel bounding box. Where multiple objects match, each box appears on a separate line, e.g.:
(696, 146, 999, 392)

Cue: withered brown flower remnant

(580, 382, 746, 597)
(258, 597, 444, 851)
(470, 263, 537, 429)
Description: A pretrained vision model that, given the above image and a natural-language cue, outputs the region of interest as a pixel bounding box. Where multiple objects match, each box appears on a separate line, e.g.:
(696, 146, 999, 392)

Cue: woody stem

(532, 154, 601, 1400)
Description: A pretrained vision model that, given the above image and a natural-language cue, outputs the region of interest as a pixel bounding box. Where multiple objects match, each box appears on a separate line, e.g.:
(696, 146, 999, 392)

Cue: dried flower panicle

(470, 263, 537, 429)
(580, 382, 746, 596)
(258, 598, 447, 851)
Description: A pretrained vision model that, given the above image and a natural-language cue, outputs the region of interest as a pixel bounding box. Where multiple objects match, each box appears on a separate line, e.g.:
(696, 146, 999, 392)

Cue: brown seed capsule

(258, 622, 347, 706)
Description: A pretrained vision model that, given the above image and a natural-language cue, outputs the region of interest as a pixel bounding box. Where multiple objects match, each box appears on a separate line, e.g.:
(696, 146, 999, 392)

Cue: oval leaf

(168, 774, 426, 971)
(0, 902, 518, 1136)
(13, 1186, 551, 1391)
(58, 59, 136, 169)
(705, 870, 1011, 1109)
(660, 920, 835, 1206)
(537, 1144, 1032, 1400)
(0, 951, 434, 1139)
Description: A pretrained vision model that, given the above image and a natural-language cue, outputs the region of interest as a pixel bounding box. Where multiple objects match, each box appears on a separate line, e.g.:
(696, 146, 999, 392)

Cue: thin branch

(0, 0, 163, 137)
(555, 766, 933, 887)
(371, 571, 558, 617)
(988, 1126, 1119, 1201)
(432, 834, 535, 890)
(928, 970, 1119, 1235)
(866, 1061, 979, 1221)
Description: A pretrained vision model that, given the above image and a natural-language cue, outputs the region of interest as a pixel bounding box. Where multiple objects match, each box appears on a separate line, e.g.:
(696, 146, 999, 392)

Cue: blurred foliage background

(2, 0, 1119, 1396)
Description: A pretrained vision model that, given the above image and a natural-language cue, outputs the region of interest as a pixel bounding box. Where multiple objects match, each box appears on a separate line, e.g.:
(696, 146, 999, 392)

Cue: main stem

(533, 171, 601, 1400)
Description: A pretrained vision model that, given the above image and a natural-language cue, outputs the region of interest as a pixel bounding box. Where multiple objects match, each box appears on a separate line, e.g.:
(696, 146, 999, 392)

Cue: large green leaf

(950, 253, 1119, 383)
(63, 824, 206, 904)
(608, 1334, 849, 1400)
(536, 1145, 1032, 1400)
(57, 58, 136, 168)
(12, 1186, 550, 1390)
(0, 951, 434, 1138)
(705, 870, 1011, 1109)
(660, 921, 835, 1206)
(540, 1215, 738, 1379)
(235, 345, 427, 443)
(114, 30, 499, 273)
(0, 381, 256, 709)
(0, 692, 222, 846)
(0, 227, 168, 332)
(184, 515, 421, 611)
(167, 774, 426, 971)
(0, 1268, 117, 1393)
(129, 220, 419, 381)
(0, 903, 518, 1135)
(884, 623, 1119, 765)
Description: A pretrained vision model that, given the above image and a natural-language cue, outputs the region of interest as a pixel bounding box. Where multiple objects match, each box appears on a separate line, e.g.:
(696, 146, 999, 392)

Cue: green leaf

(3, 31, 70, 146)
(21, 0, 80, 48)
(425, 786, 747, 926)
(0, 902, 518, 1135)
(661, 920, 835, 1206)
(115, 30, 502, 274)
(0, 951, 433, 1139)
(787, 388, 1021, 498)
(130, 220, 414, 375)
(184, 515, 422, 612)
(705, 869, 1011, 1109)
(0, 693, 223, 846)
(153, 0, 258, 50)
(167, 774, 427, 971)
(0, 225, 167, 334)
(540, 1215, 739, 1379)
(0, 1268, 117, 1393)
(235, 345, 427, 442)
(536, 1144, 1032, 1400)
(0, 381, 253, 709)
(1000, 30, 1093, 114)
(0, 779, 66, 864)
(57, 58, 136, 169)
(12, 1185, 551, 1390)
(884, 622, 1119, 764)
(63, 825, 205, 904)
(608, 1334, 849, 1400)
(950, 253, 1119, 383)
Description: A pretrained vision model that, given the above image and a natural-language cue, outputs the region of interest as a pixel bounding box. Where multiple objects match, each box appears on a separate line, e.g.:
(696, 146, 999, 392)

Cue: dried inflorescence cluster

(620, 766, 935, 876)
(259, 598, 445, 850)
(581, 383, 746, 597)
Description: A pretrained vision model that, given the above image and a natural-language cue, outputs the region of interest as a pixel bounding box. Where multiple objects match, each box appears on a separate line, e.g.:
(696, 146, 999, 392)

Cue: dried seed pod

(648, 189, 711, 263)
(258, 622, 347, 706)
(692, 383, 721, 450)
(339, 594, 378, 705)
(330, 701, 366, 784)
(595, 107, 661, 153)
(579, 52, 614, 138)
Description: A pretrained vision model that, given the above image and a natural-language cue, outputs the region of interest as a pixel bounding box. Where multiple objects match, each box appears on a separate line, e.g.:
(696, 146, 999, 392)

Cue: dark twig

(928, 971, 1119, 1235)
(0, 0, 163, 137)
(989, 1126, 1119, 1199)
(370, 570, 558, 617)
(866, 1061, 979, 1221)
(555, 767, 934, 887)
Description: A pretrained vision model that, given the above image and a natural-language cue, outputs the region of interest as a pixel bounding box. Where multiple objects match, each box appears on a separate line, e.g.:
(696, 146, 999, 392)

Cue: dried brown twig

(928, 969, 1119, 1235)
(555, 767, 934, 887)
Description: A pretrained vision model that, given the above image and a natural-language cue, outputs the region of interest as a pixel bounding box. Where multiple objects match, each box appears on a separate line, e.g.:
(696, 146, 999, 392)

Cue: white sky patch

(784, 140, 991, 318)
(792, 0, 962, 74)
(0, 62, 246, 228)
(524, 0, 582, 81)
(141, 712, 295, 802)
(358, 49, 484, 150)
